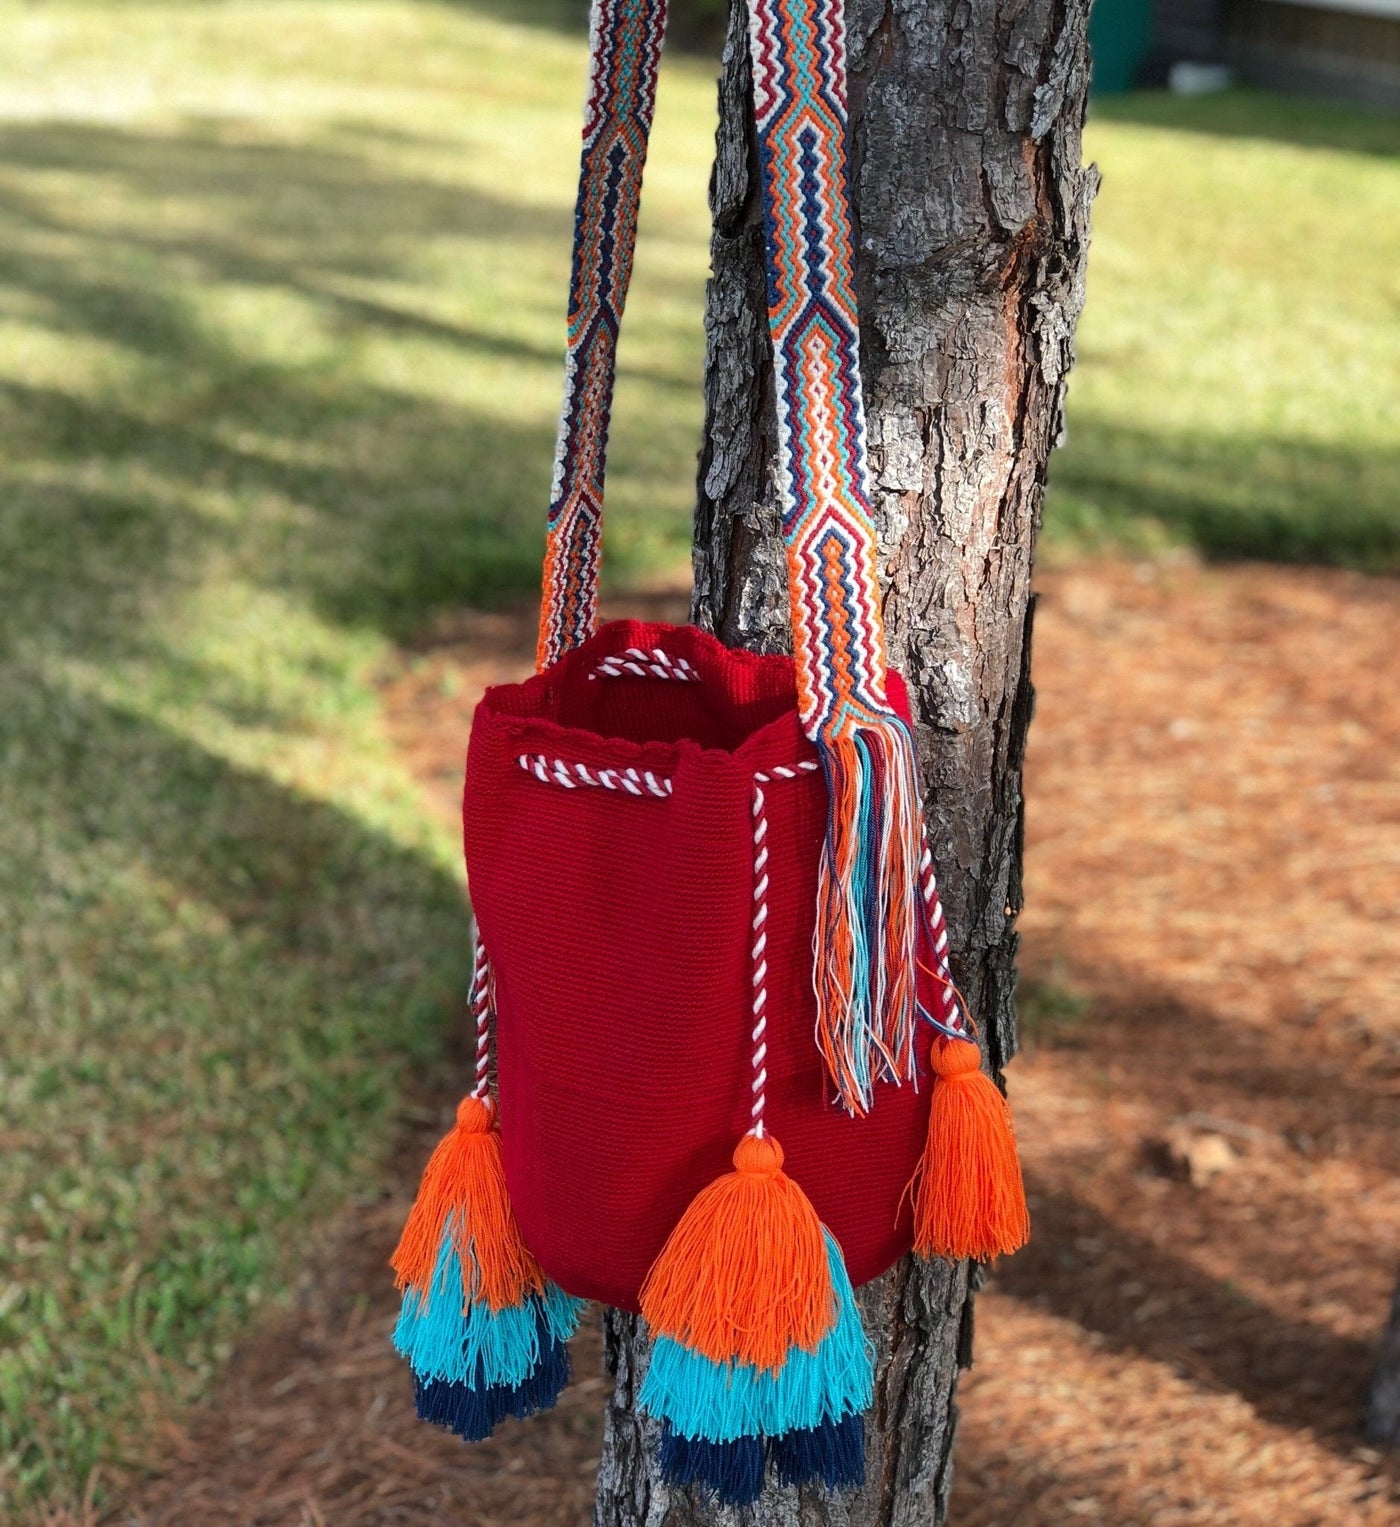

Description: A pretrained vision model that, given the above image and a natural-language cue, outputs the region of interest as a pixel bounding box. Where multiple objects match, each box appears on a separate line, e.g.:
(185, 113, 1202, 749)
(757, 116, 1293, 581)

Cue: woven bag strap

(537, 0, 667, 671)
(540, 0, 896, 733)
(537, 0, 931, 1114)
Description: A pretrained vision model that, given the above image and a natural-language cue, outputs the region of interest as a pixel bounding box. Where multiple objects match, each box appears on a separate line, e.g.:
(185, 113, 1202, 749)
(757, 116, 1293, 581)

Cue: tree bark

(594, 2, 1095, 1522)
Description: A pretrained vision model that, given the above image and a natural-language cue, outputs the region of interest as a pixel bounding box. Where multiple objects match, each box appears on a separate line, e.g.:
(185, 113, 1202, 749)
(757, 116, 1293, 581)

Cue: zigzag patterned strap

(537, 0, 933, 1113)
(538, 0, 667, 670)
(744, 0, 922, 1109)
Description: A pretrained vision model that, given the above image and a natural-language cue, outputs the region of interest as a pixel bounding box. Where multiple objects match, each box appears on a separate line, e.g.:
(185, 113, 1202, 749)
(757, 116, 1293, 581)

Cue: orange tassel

(390, 1095, 545, 1312)
(639, 1132, 836, 1372)
(911, 1037, 1030, 1261)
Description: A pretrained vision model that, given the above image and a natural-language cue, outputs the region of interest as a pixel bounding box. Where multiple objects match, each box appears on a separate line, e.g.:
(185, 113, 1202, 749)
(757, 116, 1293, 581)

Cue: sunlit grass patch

(1048, 90, 1400, 569)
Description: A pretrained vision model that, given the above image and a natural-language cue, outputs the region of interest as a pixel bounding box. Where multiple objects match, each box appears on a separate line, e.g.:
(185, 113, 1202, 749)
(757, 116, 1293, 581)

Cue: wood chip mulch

(82, 561, 1398, 1527)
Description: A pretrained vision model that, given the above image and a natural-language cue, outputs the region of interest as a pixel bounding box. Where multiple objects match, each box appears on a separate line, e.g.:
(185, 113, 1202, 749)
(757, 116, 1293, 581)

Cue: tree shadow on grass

(1090, 88, 1400, 159)
(1046, 417, 1400, 572)
(0, 117, 703, 647)
(439, 0, 729, 51)
(437, 0, 589, 34)
(0, 372, 562, 653)
(0, 678, 469, 1506)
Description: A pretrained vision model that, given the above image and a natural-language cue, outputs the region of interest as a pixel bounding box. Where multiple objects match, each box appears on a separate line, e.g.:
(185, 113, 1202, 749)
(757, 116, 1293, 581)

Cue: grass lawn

(1055, 90, 1400, 566)
(0, 0, 717, 1512)
(0, 0, 1395, 1515)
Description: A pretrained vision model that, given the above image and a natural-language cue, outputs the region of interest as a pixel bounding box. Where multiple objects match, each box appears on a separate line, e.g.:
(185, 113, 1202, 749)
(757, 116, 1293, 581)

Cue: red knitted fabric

(463, 619, 933, 1311)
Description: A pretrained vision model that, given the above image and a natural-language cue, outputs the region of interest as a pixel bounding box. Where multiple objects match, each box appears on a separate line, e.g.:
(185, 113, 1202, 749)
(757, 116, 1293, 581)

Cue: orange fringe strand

(640, 1132, 836, 1372)
(390, 1095, 545, 1312)
(910, 1037, 1030, 1262)
(812, 723, 921, 1116)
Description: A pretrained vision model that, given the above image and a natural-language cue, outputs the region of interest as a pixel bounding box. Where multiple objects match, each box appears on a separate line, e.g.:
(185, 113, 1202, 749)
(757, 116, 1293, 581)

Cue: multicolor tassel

(813, 719, 922, 1115)
(390, 936, 584, 1439)
(639, 1133, 873, 1505)
(402, 1275, 581, 1441)
(639, 1132, 833, 1370)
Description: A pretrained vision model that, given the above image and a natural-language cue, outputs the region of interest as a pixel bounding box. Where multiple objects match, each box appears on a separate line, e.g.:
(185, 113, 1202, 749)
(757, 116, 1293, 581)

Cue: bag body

(465, 619, 931, 1310)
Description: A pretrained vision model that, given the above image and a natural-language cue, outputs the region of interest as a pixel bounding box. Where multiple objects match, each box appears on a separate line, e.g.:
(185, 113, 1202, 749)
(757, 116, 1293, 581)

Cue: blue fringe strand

(769, 1411, 865, 1492)
(657, 1413, 865, 1503)
(393, 1218, 584, 1442)
(640, 1229, 872, 1442)
(414, 1328, 571, 1441)
(393, 1220, 583, 1388)
(658, 1424, 766, 1507)
(645, 1229, 871, 1502)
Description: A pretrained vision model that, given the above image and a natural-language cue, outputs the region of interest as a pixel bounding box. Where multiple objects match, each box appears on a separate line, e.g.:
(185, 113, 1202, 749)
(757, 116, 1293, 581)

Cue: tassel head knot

(391, 1094, 544, 1310)
(733, 1132, 784, 1176)
(640, 1130, 836, 1371)
(456, 1096, 494, 1131)
(930, 1036, 983, 1079)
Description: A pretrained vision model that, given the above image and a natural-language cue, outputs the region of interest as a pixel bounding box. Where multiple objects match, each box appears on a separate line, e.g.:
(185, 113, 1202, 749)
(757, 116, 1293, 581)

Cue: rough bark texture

(594, 2, 1095, 1522)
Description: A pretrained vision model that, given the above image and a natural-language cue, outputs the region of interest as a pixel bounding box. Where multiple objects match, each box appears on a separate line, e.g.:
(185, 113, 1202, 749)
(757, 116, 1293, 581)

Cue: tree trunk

(594, 2, 1095, 1522)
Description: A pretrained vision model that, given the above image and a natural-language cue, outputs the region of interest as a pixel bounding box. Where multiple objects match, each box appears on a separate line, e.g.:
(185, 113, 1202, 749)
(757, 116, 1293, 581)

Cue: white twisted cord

(745, 758, 818, 1137)
(753, 760, 819, 783)
(750, 781, 770, 1137)
(468, 927, 494, 1101)
(918, 824, 967, 1035)
(590, 647, 701, 682)
(517, 753, 672, 798)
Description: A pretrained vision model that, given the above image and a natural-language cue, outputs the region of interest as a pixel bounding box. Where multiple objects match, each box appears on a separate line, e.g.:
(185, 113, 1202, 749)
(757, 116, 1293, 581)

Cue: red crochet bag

(465, 618, 934, 1308)
(391, 0, 1027, 1497)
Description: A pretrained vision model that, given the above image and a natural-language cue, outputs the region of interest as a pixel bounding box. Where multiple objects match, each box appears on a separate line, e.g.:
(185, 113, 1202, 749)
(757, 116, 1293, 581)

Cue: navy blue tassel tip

(414, 1326, 571, 1441)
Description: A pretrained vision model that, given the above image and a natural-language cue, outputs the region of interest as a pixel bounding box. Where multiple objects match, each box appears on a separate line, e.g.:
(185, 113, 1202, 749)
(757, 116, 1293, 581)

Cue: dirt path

(111, 561, 1400, 1526)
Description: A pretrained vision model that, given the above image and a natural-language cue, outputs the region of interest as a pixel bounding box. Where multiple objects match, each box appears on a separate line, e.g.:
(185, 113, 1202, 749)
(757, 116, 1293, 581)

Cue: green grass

(0, 0, 1395, 1514)
(1015, 976, 1091, 1046)
(1049, 90, 1400, 567)
(0, 0, 714, 1512)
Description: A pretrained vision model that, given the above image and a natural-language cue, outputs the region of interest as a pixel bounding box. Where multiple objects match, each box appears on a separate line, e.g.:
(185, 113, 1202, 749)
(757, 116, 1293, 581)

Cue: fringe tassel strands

(389, 938, 583, 1440)
(906, 841, 1030, 1262)
(813, 718, 922, 1114)
(638, 1132, 873, 1505)
(911, 1036, 1031, 1262)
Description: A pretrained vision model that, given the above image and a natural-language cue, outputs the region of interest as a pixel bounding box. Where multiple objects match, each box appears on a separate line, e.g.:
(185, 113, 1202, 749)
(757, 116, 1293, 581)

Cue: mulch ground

(95, 559, 1399, 1527)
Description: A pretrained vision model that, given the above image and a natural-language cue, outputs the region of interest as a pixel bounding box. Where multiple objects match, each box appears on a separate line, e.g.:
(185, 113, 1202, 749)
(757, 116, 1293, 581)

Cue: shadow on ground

(1003, 963, 1395, 1456)
(0, 116, 698, 645)
(1049, 418, 1400, 570)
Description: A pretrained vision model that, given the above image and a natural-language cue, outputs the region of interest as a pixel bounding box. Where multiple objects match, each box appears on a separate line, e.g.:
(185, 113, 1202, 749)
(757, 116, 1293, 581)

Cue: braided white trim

(517, 753, 672, 798)
(752, 760, 820, 783)
(750, 781, 770, 1136)
(745, 758, 819, 1136)
(590, 647, 700, 682)
(468, 925, 494, 1101)
(918, 826, 966, 1034)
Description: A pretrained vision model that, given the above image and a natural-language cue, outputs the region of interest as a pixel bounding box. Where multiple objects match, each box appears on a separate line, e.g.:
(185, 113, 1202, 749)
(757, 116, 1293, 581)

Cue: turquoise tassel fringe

(640, 1229, 872, 1443)
(394, 1217, 584, 1388)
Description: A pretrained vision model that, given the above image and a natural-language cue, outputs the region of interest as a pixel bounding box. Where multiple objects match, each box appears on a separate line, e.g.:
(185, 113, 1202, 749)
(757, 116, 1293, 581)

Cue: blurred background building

(1094, 0, 1400, 106)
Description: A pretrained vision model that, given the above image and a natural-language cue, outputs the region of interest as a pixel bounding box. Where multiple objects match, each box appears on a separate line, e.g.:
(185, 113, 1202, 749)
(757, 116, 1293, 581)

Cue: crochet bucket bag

(390, 0, 1028, 1504)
